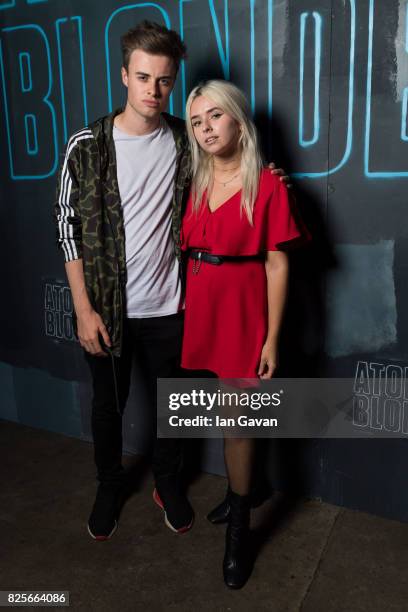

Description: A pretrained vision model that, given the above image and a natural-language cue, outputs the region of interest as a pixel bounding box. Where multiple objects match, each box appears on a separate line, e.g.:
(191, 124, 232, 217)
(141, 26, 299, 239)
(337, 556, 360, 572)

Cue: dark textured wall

(1, 0, 407, 521)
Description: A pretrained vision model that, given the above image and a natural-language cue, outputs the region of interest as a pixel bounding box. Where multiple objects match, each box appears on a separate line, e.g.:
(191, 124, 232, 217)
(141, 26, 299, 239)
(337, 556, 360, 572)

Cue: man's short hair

(121, 20, 187, 73)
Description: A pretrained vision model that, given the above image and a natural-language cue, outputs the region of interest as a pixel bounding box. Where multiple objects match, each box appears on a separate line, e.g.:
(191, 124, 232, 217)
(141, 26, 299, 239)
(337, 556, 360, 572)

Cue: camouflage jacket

(54, 109, 191, 356)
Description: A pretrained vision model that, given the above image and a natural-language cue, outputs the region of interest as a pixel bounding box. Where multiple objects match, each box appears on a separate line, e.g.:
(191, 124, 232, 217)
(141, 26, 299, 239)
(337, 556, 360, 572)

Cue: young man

(54, 20, 289, 541)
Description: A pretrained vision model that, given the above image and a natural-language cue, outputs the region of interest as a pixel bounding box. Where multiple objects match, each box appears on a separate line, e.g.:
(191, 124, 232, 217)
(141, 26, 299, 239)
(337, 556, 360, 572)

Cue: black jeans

(85, 312, 184, 486)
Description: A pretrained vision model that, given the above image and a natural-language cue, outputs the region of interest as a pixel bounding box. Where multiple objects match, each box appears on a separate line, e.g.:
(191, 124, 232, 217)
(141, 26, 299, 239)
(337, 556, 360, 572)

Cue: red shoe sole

(152, 488, 193, 534)
(87, 520, 118, 541)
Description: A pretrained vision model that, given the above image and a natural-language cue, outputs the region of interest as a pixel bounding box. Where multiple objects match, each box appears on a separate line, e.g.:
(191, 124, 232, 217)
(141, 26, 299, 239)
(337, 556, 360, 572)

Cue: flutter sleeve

(264, 178, 311, 251)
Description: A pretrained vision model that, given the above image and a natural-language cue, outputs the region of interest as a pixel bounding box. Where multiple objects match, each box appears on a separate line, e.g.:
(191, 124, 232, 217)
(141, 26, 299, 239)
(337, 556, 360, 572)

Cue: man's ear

(121, 66, 128, 88)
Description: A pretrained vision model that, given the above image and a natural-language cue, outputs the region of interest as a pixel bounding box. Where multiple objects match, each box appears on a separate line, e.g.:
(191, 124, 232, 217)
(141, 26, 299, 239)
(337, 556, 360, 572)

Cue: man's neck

(114, 104, 161, 136)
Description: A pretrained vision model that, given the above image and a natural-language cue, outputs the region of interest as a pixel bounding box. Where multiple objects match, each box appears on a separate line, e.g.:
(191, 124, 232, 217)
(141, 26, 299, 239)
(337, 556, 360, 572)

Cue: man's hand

(267, 162, 292, 188)
(64, 259, 111, 357)
(76, 308, 111, 357)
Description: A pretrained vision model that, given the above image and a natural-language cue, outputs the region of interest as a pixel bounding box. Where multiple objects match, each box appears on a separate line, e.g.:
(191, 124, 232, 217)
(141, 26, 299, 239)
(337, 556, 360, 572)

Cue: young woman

(180, 80, 310, 589)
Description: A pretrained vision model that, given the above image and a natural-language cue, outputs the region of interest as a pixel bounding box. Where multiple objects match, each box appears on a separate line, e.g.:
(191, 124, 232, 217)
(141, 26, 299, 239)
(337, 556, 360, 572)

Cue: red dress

(180, 169, 310, 378)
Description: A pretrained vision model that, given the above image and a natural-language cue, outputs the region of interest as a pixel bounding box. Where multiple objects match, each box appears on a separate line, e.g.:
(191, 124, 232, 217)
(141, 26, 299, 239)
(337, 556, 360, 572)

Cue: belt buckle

(192, 251, 202, 275)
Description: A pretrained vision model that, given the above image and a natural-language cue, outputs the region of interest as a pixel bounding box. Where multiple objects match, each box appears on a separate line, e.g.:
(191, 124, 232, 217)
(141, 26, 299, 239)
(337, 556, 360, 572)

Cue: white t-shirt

(113, 117, 183, 318)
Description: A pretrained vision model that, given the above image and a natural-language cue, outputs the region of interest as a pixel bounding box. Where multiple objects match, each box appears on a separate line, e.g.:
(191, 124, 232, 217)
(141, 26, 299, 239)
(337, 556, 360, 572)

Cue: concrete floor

(1, 420, 408, 612)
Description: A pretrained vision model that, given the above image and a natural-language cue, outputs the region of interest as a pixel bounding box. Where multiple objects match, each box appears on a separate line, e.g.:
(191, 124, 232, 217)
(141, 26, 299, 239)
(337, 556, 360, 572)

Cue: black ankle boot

(208, 480, 274, 525)
(223, 490, 252, 589)
(207, 486, 231, 524)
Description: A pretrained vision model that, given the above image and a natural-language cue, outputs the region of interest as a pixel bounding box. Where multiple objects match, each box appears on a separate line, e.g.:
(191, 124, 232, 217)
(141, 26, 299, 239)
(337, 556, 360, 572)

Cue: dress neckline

(207, 188, 242, 214)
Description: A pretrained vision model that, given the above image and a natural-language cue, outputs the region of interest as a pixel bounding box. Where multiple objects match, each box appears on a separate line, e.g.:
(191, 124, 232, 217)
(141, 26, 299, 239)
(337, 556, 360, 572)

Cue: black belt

(188, 250, 264, 267)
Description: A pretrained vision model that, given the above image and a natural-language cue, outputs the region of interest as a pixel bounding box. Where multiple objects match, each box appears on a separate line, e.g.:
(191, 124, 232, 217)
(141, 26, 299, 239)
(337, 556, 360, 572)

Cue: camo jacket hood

(54, 109, 191, 356)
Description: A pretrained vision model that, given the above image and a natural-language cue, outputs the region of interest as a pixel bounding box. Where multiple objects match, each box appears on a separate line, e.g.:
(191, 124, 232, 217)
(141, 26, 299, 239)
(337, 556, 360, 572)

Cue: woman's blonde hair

(185, 79, 263, 225)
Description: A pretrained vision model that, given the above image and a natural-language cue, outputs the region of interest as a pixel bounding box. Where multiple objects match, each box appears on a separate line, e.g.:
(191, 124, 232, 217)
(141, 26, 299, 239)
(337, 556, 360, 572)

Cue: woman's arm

(258, 250, 289, 379)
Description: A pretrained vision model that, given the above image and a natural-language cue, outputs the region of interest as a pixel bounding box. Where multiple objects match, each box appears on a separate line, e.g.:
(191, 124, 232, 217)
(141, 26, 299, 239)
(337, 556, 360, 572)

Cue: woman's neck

(213, 152, 242, 172)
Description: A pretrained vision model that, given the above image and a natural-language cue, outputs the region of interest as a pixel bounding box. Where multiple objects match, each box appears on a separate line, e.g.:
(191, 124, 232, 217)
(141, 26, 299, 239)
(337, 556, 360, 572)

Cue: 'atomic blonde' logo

(44, 280, 76, 342)
(353, 361, 408, 435)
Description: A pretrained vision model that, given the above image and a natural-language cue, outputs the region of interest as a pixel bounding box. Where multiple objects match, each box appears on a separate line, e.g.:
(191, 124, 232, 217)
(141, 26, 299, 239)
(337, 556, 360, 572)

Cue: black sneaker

(87, 483, 123, 541)
(153, 476, 194, 533)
